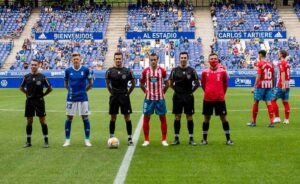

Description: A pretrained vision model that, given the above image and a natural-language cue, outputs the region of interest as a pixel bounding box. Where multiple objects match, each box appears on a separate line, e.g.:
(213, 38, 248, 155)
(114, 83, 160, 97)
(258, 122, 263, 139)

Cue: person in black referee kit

(105, 52, 136, 145)
(20, 59, 52, 148)
(169, 52, 199, 145)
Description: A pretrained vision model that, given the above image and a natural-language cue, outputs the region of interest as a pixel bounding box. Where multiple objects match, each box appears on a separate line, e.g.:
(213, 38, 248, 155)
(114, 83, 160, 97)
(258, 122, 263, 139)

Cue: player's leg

(201, 100, 213, 145)
(120, 94, 133, 145)
(109, 114, 117, 138)
(63, 115, 73, 147)
(109, 94, 119, 138)
(172, 93, 183, 145)
(272, 88, 281, 123)
(142, 99, 154, 146)
(282, 89, 290, 124)
(185, 94, 195, 145)
(155, 100, 168, 146)
(39, 116, 49, 148)
(248, 88, 262, 126)
(24, 99, 34, 148)
(216, 101, 233, 145)
(265, 89, 275, 127)
(172, 114, 181, 145)
(80, 101, 92, 146)
(123, 114, 133, 145)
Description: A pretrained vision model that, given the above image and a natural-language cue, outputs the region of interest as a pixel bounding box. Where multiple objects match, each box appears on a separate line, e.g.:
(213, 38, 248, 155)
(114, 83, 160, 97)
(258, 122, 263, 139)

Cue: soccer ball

(107, 137, 119, 149)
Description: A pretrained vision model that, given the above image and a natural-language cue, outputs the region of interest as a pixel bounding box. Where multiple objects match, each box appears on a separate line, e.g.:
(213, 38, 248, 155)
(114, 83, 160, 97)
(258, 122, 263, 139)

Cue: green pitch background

(0, 88, 299, 184)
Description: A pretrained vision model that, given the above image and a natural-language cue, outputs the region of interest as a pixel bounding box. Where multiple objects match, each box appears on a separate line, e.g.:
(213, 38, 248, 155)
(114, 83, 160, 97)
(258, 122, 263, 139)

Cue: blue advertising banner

(126, 32, 195, 39)
(217, 31, 287, 39)
(35, 32, 103, 40)
(1, 70, 300, 88)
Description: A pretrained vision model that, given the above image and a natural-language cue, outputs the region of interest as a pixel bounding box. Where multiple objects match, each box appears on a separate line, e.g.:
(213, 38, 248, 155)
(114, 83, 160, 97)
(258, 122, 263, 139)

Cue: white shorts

(66, 101, 91, 116)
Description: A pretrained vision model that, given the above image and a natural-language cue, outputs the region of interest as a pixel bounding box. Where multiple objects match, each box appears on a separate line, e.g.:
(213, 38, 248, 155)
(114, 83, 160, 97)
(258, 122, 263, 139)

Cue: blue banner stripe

(217, 31, 287, 39)
(126, 32, 195, 39)
(35, 32, 103, 40)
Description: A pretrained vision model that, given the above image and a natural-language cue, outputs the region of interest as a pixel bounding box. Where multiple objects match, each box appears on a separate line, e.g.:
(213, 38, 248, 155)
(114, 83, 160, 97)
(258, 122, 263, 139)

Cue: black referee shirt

(105, 67, 134, 94)
(169, 66, 198, 94)
(20, 73, 51, 99)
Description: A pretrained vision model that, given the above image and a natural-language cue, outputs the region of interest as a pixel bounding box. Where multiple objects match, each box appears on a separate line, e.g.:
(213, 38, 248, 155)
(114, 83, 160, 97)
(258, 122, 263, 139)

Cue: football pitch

(0, 88, 300, 184)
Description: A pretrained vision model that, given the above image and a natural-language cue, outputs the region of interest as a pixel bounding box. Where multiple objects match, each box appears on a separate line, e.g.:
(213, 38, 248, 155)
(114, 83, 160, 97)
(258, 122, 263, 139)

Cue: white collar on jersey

(72, 66, 82, 71)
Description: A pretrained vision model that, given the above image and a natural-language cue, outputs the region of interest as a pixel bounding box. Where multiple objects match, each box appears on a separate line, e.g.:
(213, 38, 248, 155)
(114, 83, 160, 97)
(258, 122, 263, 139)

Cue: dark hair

(71, 52, 81, 57)
(179, 51, 189, 59)
(279, 50, 288, 58)
(208, 53, 218, 59)
(31, 59, 39, 63)
(258, 50, 267, 57)
(114, 51, 123, 59)
(149, 52, 158, 59)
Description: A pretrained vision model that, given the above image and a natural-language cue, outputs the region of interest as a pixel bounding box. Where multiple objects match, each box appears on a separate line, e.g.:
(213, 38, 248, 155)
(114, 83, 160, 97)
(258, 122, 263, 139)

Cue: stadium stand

(32, 5, 111, 35)
(212, 38, 300, 69)
(211, 3, 286, 31)
(294, 3, 300, 19)
(0, 42, 13, 68)
(10, 39, 107, 70)
(0, 5, 31, 38)
(117, 37, 204, 70)
(126, 3, 195, 32)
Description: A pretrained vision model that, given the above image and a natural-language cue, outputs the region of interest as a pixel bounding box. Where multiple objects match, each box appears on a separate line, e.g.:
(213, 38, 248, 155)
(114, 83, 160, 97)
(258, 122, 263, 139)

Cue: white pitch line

(113, 115, 144, 184)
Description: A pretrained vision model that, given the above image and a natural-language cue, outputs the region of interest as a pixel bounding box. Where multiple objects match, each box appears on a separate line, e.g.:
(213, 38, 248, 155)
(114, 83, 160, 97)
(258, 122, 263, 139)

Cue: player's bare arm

(252, 74, 260, 93)
(164, 79, 169, 94)
(140, 79, 146, 93)
(86, 78, 93, 92)
(64, 80, 68, 90)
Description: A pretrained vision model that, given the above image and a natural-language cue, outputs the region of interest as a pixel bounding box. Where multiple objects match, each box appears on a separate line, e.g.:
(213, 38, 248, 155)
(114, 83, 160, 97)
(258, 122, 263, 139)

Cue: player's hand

(282, 87, 286, 92)
(251, 88, 255, 93)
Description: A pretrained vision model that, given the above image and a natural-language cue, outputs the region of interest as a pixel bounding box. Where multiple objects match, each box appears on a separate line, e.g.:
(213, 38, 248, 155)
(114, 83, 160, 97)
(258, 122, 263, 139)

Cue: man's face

(180, 54, 188, 68)
(31, 61, 39, 73)
(114, 54, 122, 67)
(150, 55, 158, 68)
(72, 56, 81, 68)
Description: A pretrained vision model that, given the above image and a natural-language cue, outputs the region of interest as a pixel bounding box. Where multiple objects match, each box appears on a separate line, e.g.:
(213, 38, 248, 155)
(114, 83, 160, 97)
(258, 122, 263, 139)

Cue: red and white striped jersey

(276, 59, 290, 88)
(256, 60, 274, 88)
(140, 66, 167, 100)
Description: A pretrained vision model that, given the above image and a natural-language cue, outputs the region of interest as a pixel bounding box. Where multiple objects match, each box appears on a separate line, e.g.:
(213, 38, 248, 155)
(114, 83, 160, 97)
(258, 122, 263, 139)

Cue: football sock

(267, 104, 274, 124)
(252, 101, 259, 123)
(83, 118, 90, 140)
(109, 120, 116, 137)
(26, 124, 32, 143)
(174, 120, 180, 135)
(187, 120, 194, 135)
(222, 121, 230, 141)
(65, 119, 72, 140)
(126, 120, 132, 136)
(271, 100, 279, 117)
(202, 122, 209, 141)
(41, 124, 48, 143)
(283, 101, 290, 120)
(160, 116, 167, 141)
(143, 116, 150, 141)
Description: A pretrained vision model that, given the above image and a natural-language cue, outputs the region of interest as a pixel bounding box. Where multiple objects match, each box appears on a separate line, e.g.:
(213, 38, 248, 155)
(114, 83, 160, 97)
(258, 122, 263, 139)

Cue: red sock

(283, 101, 290, 120)
(252, 101, 259, 123)
(143, 116, 150, 141)
(271, 100, 279, 118)
(267, 104, 274, 124)
(160, 116, 167, 141)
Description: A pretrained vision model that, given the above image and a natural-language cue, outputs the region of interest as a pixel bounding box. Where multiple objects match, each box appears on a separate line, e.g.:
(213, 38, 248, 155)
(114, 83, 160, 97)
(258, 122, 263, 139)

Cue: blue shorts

(273, 88, 290, 101)
(143, 99, 167, 116)
(253, 88, 273, 101)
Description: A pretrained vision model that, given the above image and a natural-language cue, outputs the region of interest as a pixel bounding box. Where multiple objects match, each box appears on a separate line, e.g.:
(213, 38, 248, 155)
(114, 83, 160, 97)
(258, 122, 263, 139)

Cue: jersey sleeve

(257, 63, 262, 75)
(169, 69, 175, 80)
(161, 68, 167, 79)
(64, 69, 69, 81)
(279, 62, 285, 73)
(20, 76, 27, 88)
(86, 68, 92, 80)
(200, 71, 206, 90)
(105, 68, 111, 80)
(140, 69, 146, 83)
(43, 75, 51, 88)
(222, 71, 228, 93)
(192, 69, 198, 80)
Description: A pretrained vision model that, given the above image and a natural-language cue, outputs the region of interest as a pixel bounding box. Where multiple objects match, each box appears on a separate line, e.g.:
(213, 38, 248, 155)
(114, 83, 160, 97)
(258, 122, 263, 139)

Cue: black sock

(126, 120, 132, 136)
(109, 120, 116, 137)
(26, 125, 32, 143)
(187, 120, 194, 136)
(202, 122, 209, 141)
(222, 121, 230, 141)
(41, 124, 48, 143)
(174, 120, 181, 136)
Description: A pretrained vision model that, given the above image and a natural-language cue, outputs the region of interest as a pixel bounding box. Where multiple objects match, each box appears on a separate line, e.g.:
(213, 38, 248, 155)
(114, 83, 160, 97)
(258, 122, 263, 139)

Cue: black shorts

(172, 93, 194, 115)
(109, 94, 132, 115)
(202, 100, 227, 116)
(25, 98, 46, 117)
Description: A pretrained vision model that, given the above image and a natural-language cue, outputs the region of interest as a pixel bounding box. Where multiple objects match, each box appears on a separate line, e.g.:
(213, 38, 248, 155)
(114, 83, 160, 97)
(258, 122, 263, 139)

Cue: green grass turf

(0, 88, 299, 184)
